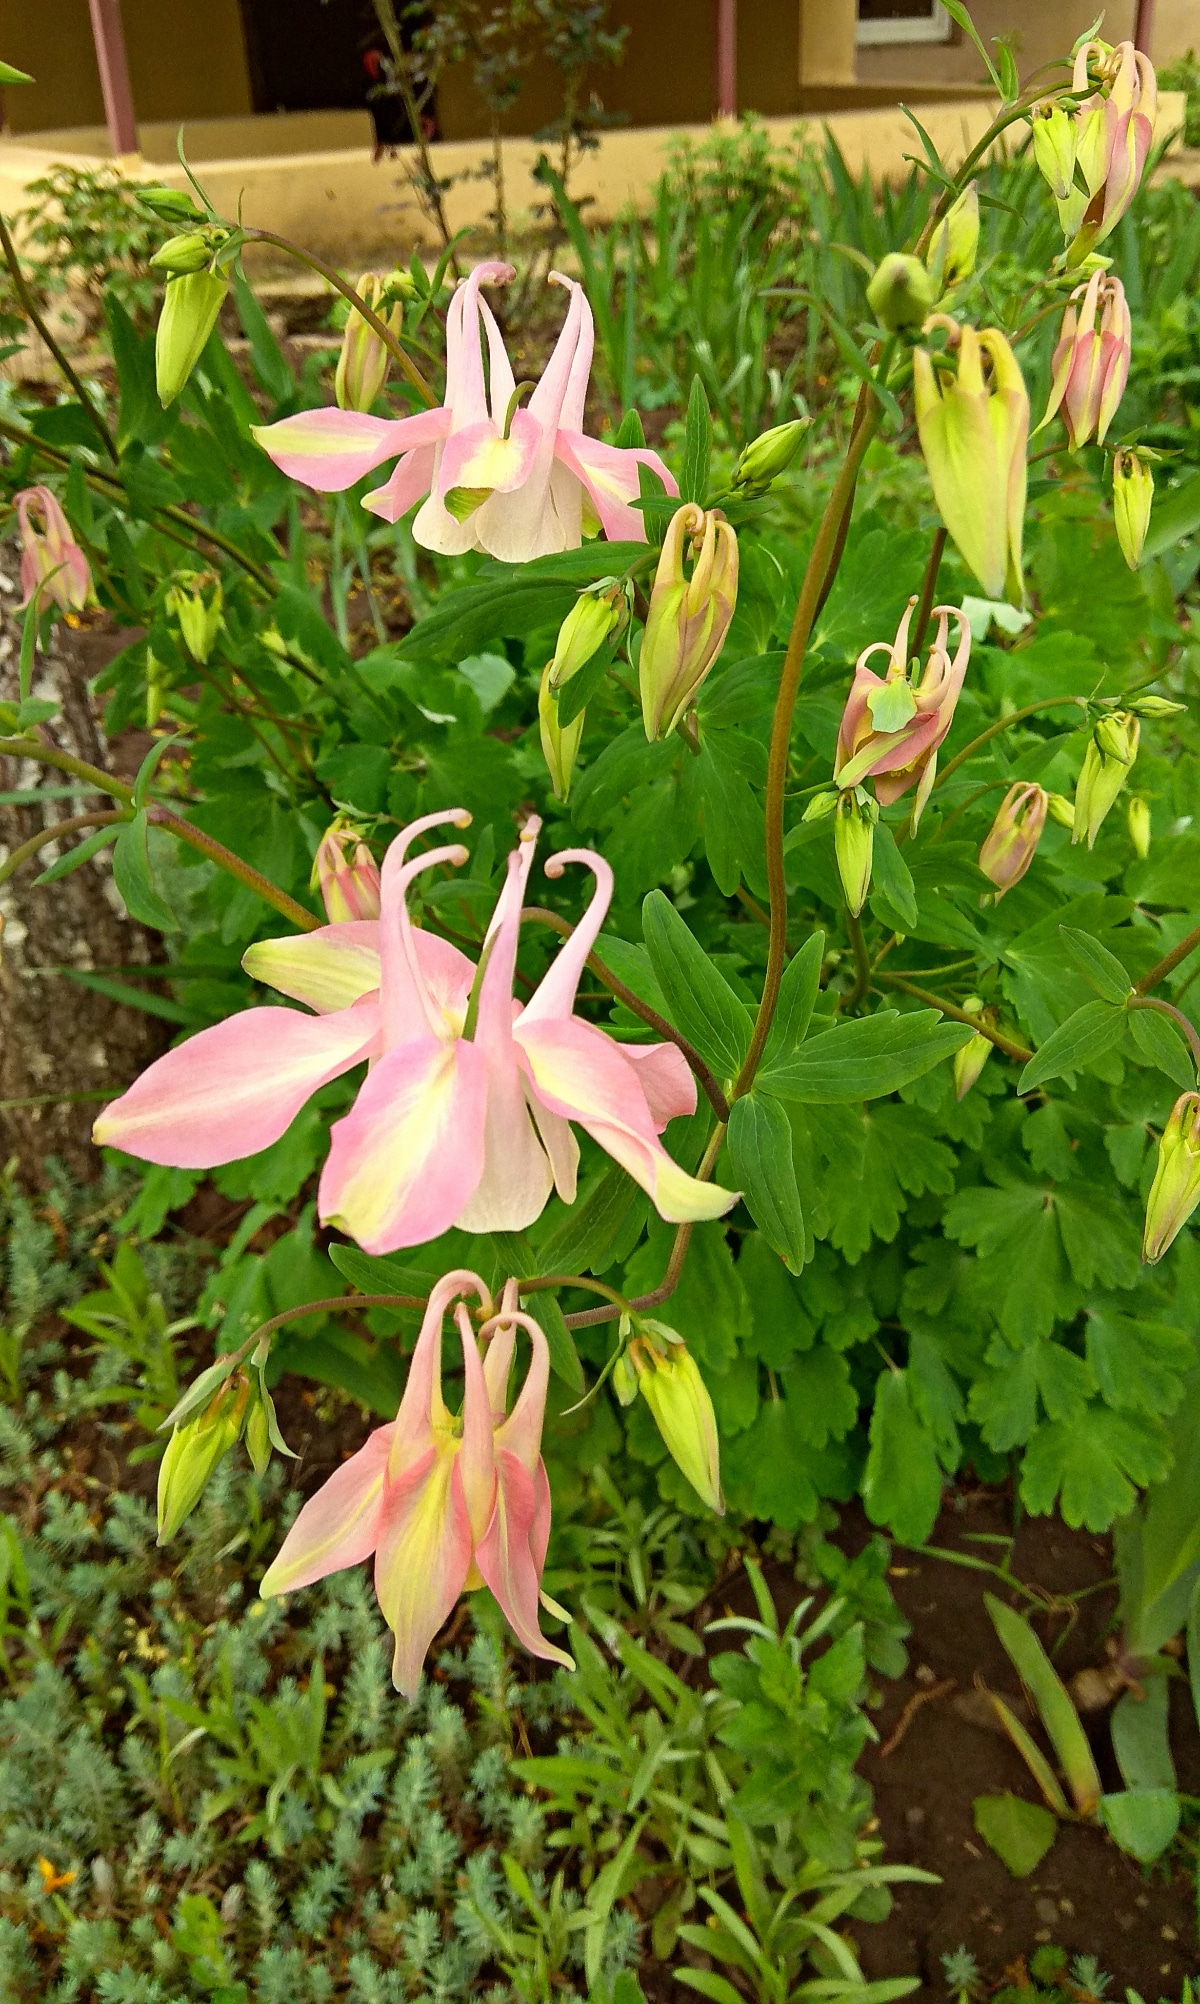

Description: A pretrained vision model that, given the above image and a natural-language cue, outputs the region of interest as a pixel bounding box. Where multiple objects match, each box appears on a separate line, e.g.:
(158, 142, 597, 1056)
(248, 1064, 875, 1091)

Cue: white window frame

(855, 1, 953, 46)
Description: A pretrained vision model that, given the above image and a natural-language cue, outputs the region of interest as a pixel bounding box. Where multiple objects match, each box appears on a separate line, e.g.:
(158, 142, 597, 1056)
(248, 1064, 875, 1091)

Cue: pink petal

(252, 407, 447, 491)
(391, 1269, 494, 1471)
(476, 1448, 573, 1670)
(318, 1034, 489, 1253)
(378, 813, 474, 1047)
(516, 1015, 738, 1224)
(454, 1048, 554, 1234)
(93, 1001, 382, 1169)
(243, 921, 381, 1014)
(620, 1042, 697, 1129)
(374, 1448, 476, 1696)
(520, 850, 613, 1024)
(554, 431, 679, 544)
(362, 444, 438, 523)
(259, 1423, 393, 1596)
(437, 409, 541, 497)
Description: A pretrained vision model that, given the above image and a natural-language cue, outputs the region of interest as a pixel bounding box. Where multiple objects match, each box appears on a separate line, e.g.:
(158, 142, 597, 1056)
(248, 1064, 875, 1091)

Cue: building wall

(854, 0, 1138, 88)
(0, 0, 253, 135)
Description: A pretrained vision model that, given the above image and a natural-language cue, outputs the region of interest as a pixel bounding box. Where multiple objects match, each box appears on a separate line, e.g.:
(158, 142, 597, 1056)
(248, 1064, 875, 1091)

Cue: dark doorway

(240, 0, 380, 113)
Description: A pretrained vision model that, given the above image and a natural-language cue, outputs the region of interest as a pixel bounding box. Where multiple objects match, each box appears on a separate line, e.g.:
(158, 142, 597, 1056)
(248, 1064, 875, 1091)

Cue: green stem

(0, 809, 127, 890)
(249, 230, 437, 408)
(1135, 923, 1200, 999)
(1128, 995, 1200, 1073)
(934, 696, 1086, 792)
(877, 973, 1033, 1062)
(0, 211, 118, 464)
(732, 400, 883, 1099)
(0, 417, 276, 592)
(843, 909, 872, 1011)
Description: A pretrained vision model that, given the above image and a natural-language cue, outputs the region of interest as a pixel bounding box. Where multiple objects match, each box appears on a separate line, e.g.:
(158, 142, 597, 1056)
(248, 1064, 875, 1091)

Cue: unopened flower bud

(914, 323, 1029, 606)
(640, 504, 739, 741)
(15, 485, 92, 614)
(1038, 271, 1131, 449)
(139, 186, 206, 224)
(866, 252, 938, 332)
(732, 418, 812, 493)
(539, 659, 585, 801)
(1031, 101, 1077, 203)
(834, 788, 876, 917)
(802, 788, 839, 822)
(1113, 449, 1153, 570)
(1046, 791, 1076, 829)
(150, 230, 224, 276)
(1127, 694, 1184, 720)
(336, 272, 403, 413)
(1072, 709, 1140, 848)
(164, 569, 223, 663)
(630, 1325, 723, 1513)
(312, 817, 381, 922)
(1143, 1092, 1200, 1264)
(156, 269, 228, 406)
(611, 1347, 639, 1407)
(953, 997, 993, 1100)
(1127, 795, 1151, 859)
(925, 184, 980, 296)
(157, 1372, 250, 1543)
(549, 581, 628, 690)
(979, 782, 1048, 897)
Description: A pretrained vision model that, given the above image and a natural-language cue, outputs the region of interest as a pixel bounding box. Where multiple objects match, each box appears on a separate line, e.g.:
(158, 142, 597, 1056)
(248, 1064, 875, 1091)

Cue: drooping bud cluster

(914, 321, 1029, 605)
(833, 787, 878, 918)
(978, 782, 1048, 897)
(156, 268, 229, 406)
(15, 486, 92, 615)
(164, 569, 223, 664)
(1072, 709, 1140, 848)
(614, 1321, 723, 1513)
(156, 1338, 292, 1544)
(336, 272, 406, 413)
(833, 596, 972, 829)
(538, 580, 631, 799)
(312, 817, 382, 922)
(866, 253, 937, 333)
(925, 183, 980, 298)
(1113, 449, 1154, 569)
(732, 418, 811, 495)
(1039, 270, 1131, 449)
(953, 997, 993, 1101)
(1143, 1092, 1200, 1264)
(640, 504, 739, 741)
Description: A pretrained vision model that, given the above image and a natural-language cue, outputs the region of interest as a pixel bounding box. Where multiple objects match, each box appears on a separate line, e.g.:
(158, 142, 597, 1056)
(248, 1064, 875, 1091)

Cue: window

(856, 1, 953, 45)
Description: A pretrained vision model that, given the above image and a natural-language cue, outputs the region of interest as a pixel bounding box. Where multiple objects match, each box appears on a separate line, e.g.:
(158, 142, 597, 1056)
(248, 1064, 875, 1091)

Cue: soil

(831, 1493, 1200, 1998)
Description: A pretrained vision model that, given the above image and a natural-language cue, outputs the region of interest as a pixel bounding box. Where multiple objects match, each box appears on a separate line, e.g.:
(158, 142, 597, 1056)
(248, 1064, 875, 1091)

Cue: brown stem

(248, 231, 437, 407)
(0, 809, 126, 889)
(0, 211, 118, 464)
(877, 973, 1033, 1062)
(812, 384, 872, 622)
(934, 696, 1086, 792)
(911, 526, 948, 659)
(561, 1123, 727, 1329)
(0, 417, 276, 592)
(369, 0, 460, 272)
(1135, 924, 1200, 998)
(843, 909, 872, 1011)
(523, 905, 730, 1122)
(732, 401, 883, 1099)
(516, 1272, 631, 1313)
(1128, 995, 1200, 1073)
(147, 807, 319, 933)
(247, 1294, 429, 1345)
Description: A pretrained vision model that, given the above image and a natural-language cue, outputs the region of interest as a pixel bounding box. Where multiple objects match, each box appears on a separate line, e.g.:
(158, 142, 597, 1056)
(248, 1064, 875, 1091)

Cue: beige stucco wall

(0, 0, 254, 134)
(1153, 0, 1198, 63)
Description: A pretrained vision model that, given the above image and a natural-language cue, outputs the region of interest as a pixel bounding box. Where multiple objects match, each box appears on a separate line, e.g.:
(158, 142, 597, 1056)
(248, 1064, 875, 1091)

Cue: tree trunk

(0, 569, 168, 1187)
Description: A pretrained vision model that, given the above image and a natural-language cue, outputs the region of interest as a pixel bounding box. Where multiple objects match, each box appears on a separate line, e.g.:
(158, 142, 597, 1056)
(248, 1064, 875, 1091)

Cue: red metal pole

(1133, 0, 1155, 54)
(714, 0, 737, 118)
(87, 0, 139, 157)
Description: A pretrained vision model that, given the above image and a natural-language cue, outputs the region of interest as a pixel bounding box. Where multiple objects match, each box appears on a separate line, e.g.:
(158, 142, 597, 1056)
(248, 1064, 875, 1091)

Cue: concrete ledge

(0, 94, 1187, 269)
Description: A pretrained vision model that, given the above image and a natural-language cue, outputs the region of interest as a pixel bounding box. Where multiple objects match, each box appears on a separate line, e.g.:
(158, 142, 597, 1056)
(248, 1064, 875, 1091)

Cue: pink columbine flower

(259, 1271, 573, 1694)
(833, 596, 972, 828)
(93, 809, 736, 1252)
(978, 782, 1049, 897)
(313, 819, 382, 923)
(15, 486, 93, 614)
(1038, 270, 1131, 450)
(252, 262, 676, 562)
(1067, 39, 1156, 262)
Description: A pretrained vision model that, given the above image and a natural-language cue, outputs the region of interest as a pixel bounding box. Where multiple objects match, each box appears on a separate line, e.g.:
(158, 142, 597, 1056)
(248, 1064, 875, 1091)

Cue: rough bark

(0, 563, 167, 1186)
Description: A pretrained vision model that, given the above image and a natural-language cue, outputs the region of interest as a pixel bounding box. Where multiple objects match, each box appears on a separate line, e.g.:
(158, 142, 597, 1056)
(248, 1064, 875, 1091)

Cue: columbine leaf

(1017, 1000, 1127, 1093)
(641, 890, 752, 1079)
(1059, 925, 1133, 1004)
(761, 1009, 971, 1103)
(972, 1795, 1057, 1878)
(726, 1092, 807, 1274)
(862, 1368, 943, 1545)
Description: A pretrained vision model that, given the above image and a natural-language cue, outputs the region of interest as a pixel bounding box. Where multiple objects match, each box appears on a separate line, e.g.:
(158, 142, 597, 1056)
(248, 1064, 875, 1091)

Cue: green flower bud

(164, 570, 223, 664)
(1031, 101, 1077, 203)
(156, 269, 228, 407)
(335, 271, 403, 413)
(1127, 695, 1184, 720)
(732, 418, 812, 493)
(611, 1348, 639, 1407)
(538, 658, 586, 801)
(1143, 1092, 1200, 1264)
(834, 788, 877, 917)
(1113, 449, 1154, 570)
(1127, 794, 1151, 859)
(866, 253, 938, 332)
(802, 788, 839, 822)
(925, 184, 980, 296)
(640, 505, 739, 741)
(549, 582, 628, 689)
(631, 1325, 723, 1514)
(1072, 709, 1139, 848)
(1046, 791, 1076, 829)
(157, 1372, 249, 1543)
(139, 186, 206, 224)
(150, 231, 224, 276)
(953, 998, 993, 1100)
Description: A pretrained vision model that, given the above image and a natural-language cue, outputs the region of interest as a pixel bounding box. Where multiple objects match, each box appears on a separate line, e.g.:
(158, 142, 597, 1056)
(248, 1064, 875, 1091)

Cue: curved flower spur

(259, 1271, 573, 1694)
(94, 810, 736, 1253)
(252, 261, 676, 561)
(833, 595, 972, 828)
